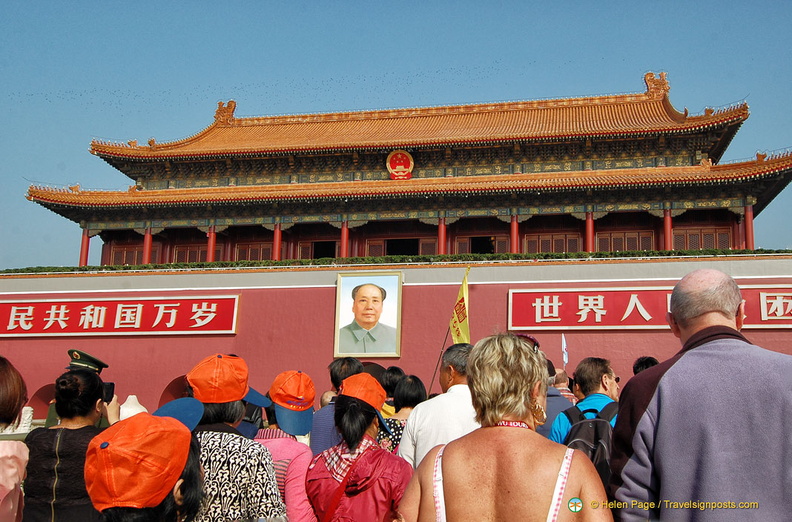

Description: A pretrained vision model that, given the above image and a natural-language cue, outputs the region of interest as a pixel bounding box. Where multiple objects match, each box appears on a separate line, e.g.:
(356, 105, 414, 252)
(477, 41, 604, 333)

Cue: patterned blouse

(195, 423, 286, 522)
(377, 417, 408, 453)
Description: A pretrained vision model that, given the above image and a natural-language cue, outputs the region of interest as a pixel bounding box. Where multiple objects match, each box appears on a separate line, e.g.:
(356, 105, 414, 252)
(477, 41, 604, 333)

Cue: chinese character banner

(0, 296, 239, 337)
(509, 286, 792, 330)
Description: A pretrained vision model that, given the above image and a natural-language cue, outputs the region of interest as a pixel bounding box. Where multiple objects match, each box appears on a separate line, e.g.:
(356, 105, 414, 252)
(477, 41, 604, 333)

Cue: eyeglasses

(612, 375, 621, 383)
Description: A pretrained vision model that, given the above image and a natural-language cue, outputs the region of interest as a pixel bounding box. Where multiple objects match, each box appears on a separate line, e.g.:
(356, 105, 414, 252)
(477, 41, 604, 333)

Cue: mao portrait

(334, 272, 402, 357)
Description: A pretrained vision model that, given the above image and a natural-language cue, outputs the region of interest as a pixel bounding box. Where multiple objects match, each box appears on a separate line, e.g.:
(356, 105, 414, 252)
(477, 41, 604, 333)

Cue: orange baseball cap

(85, 412, 191, 511)
(186, 353, 271, 407)
(339, 373, 392, 436)
(269, 370, 316, 436)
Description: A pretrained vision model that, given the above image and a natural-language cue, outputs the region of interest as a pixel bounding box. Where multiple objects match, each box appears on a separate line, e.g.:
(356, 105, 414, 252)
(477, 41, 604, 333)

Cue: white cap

(119, 395, 148, 420)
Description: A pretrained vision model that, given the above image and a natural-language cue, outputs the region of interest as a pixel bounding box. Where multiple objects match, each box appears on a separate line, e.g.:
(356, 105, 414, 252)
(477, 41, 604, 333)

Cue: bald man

(610, 269, 792, 521)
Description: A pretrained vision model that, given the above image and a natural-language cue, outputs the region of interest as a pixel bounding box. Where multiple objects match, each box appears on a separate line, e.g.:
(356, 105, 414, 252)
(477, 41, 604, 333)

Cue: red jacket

(306, 439, 412, 521)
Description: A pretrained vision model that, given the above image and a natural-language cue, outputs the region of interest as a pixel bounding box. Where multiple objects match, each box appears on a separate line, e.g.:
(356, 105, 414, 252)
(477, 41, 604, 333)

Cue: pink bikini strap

(432, 445, 448, 522)
(547, 447, 575, 522)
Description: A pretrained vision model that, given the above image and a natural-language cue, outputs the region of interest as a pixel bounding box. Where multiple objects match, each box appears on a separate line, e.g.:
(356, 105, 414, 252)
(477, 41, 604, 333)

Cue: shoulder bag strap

(597, 401, 619, 422)
(562, 405, 584, 424)
(321, 448, 369, 522)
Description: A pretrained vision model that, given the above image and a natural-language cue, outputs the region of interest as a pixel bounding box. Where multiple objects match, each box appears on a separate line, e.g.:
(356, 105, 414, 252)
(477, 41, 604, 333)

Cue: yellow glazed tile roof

(27, 152, 792, 209)
(90, 73, 748, 160)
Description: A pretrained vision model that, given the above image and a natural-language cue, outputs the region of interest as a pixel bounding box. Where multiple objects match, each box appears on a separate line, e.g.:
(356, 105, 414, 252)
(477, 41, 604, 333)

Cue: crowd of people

(0, 268, 789, 521)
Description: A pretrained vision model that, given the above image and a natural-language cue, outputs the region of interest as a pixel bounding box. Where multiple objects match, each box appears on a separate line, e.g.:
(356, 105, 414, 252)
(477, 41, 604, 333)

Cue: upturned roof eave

(88, 73, 749, 163)
(21, 178, 756, 209)
(91, 117, 748, 162)
(28, 154, 792, 214)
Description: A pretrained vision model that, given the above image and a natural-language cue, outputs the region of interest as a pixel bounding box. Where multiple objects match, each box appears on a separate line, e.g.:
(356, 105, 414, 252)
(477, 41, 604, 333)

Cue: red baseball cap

(339, 373, 392, 436)
(186, 353, 270, 407)
(85, 412, 191, 511)
(269, 370, 315, 436)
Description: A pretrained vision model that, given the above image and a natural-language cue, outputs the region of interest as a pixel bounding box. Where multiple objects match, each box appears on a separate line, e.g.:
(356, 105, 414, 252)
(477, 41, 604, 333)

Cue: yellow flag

(449, 267, 471, 344)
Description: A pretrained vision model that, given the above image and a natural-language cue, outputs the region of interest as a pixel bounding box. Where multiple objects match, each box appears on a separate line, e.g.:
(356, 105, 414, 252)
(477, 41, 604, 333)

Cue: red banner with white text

(509, 286, 792, 330)
(0, 295, 239, 337)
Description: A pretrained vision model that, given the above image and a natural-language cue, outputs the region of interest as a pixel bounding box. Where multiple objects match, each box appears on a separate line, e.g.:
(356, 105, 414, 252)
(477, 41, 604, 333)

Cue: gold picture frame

(334, 271, 403, 358)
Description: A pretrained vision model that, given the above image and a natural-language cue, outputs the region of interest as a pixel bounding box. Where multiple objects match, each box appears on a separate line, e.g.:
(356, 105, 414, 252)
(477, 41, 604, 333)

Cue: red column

(744, 205, 755, 250)
(142, 228, 153, 264)
(340, 221, 349, 258)
(162, 243, 173, 265)
(733, 218, 745, 250)
(438, 218, 447, 254)
(585, 212, 595, 252)
(510, 215, 520, 253)
(79, 229, 90, 267)
(272, 223, 282, 261)
(206, 226, 216, 262)
(663, 210, 673, 251)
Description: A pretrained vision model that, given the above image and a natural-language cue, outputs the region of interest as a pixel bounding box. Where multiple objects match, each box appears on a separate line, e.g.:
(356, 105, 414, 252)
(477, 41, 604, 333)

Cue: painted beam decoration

(0, 295, 239, 337)
(509, 285, 792, 330)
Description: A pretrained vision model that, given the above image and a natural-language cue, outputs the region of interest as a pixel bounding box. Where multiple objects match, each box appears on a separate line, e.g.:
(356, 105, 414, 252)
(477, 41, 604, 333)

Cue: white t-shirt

(397, 384, 479, 468)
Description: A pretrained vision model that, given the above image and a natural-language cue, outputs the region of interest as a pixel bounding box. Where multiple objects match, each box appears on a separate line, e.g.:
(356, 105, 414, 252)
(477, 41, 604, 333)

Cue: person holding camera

(23, 368, 120, 521)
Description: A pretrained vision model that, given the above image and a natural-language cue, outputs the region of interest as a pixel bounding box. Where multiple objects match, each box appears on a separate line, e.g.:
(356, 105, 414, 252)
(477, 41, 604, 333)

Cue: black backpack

(561, 401, 619, 486)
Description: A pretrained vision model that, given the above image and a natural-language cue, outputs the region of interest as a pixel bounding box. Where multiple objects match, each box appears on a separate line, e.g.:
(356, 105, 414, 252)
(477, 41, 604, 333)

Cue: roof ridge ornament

(644, 72, 670, 99)
(215, 100, 237, 125)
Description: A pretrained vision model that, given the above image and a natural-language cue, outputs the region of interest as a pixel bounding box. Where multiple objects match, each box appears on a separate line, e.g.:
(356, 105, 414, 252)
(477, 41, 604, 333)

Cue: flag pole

(428, 326, 452, 396)
(430, 267, 471, 395)
(561, 333, 568, 370)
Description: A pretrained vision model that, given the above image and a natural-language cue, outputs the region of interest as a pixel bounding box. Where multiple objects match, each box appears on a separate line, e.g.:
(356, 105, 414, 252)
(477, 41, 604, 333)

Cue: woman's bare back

(400, 427, 612, 522)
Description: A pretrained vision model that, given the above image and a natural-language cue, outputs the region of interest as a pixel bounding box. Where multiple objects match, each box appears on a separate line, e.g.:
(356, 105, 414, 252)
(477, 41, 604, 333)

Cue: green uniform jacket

(338, 321, 398, 354)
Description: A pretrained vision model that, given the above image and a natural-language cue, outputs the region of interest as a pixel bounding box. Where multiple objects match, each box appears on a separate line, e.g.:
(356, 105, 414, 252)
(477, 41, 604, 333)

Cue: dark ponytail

(334, 395, 377, 451)
(54, 369, 104, 419)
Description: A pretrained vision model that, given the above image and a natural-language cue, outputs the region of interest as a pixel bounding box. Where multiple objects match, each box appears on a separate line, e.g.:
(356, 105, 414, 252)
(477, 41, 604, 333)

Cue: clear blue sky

(2, 1, 791, 269)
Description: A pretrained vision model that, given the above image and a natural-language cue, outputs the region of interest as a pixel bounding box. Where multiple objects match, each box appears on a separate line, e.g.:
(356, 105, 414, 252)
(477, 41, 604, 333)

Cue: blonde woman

(399, 333, 612, 521)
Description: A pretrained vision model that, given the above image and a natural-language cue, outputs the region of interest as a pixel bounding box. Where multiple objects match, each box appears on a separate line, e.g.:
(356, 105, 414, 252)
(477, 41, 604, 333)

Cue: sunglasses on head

(513, 334, 540, 353)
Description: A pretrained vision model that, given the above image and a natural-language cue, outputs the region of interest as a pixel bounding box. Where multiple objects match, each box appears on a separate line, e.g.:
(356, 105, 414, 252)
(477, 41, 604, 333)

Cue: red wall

(2, 260, 791, 418)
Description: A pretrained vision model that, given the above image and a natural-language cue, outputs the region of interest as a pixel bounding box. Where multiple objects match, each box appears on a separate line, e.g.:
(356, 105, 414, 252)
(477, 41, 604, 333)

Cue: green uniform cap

(67, 349, 109, 374)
